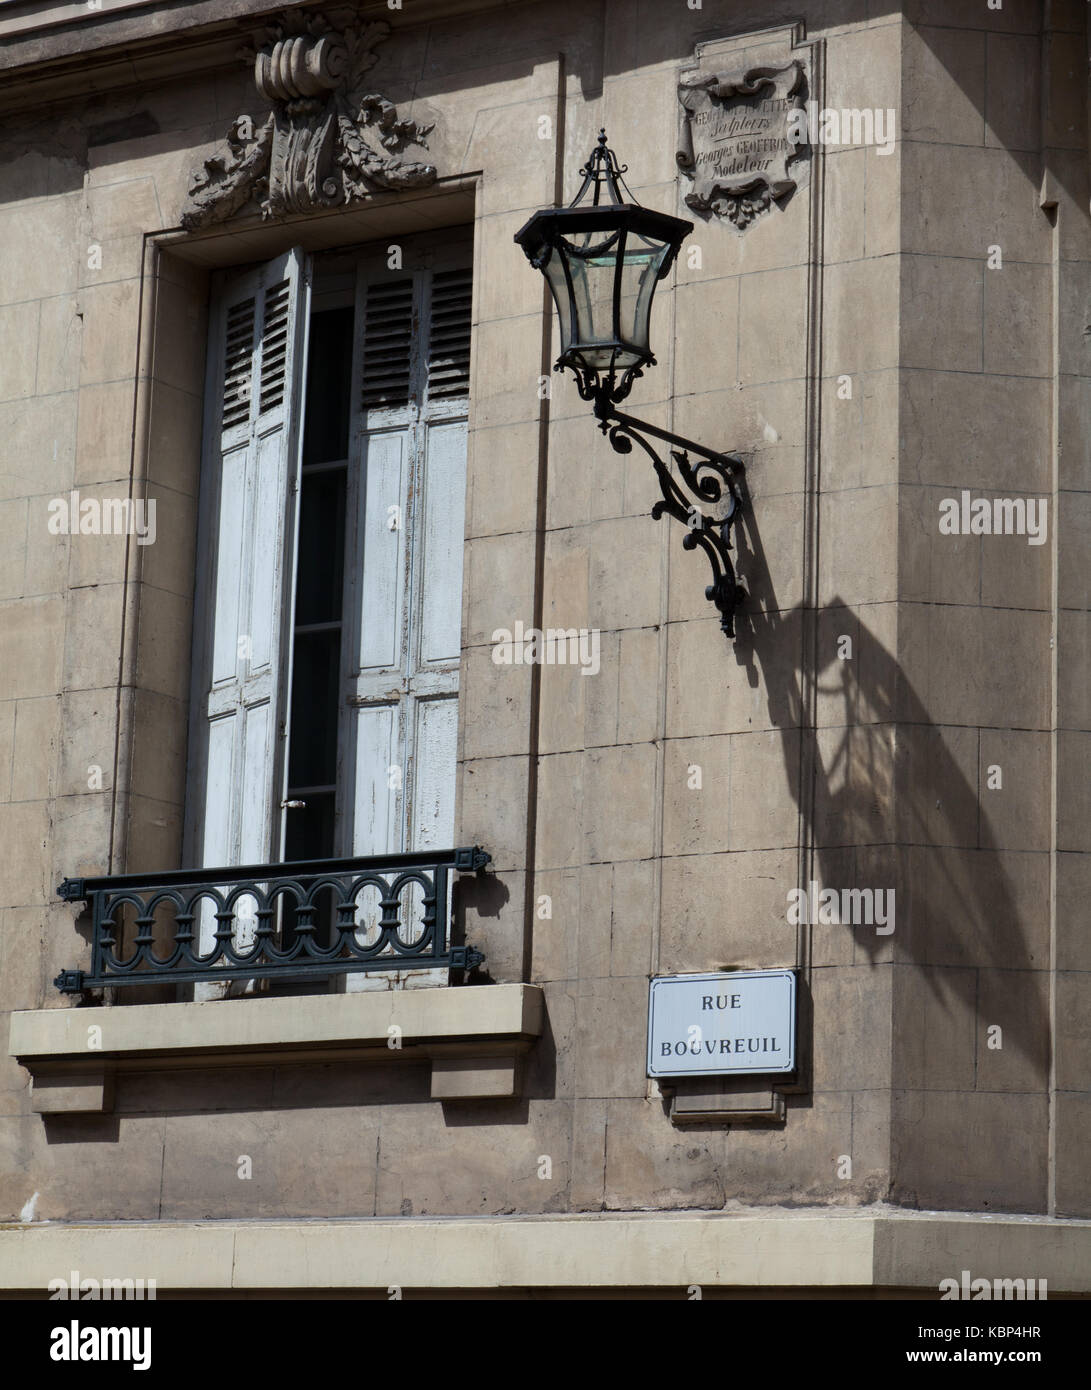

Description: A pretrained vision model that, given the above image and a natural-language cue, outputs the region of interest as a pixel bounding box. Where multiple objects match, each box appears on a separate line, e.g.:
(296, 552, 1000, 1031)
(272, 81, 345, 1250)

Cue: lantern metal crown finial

(515, 132, 748, 640)
(573, 128, 630, 206)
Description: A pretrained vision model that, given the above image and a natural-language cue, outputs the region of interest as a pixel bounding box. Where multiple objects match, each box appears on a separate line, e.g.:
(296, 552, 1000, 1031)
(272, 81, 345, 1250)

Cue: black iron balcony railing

(54, 848, 490, 995)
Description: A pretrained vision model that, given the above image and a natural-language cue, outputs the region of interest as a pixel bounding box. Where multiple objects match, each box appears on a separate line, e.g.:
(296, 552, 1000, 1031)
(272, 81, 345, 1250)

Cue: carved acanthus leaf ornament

(182, 13, 436, 230)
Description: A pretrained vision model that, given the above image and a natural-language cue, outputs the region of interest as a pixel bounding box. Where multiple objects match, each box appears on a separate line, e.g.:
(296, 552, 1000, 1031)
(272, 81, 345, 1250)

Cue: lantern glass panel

(619, 231, 671, 352)
(553, 231, 622, 366)
(567, 239, 606, 351)
(543, 228, 671, 371)
(542, 248, 576, 355)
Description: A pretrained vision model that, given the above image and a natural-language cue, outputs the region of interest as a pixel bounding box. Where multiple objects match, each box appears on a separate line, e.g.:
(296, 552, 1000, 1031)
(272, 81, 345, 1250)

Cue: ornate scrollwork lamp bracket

(593, 393, 746, 637)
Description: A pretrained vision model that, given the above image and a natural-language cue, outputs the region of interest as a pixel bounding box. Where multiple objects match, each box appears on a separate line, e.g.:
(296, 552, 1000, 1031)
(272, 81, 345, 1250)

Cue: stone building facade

(0, 0, 1089, 1298)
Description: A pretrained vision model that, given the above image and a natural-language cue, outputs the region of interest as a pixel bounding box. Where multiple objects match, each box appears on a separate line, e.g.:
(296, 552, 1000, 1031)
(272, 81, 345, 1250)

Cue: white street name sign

(647, 970, 797, 1078)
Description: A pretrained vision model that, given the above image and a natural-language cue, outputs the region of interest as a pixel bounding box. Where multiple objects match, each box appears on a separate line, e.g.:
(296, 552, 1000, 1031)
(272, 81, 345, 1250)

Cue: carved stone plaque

(677, 60, 806, 230)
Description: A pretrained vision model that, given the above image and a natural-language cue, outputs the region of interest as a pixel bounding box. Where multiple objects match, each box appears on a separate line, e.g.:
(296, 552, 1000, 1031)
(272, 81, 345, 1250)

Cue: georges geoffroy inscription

(677, 59, 806, 230)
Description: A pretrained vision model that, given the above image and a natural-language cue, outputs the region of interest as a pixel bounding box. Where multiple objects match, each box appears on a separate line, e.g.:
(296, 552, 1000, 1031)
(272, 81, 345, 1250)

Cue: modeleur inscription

(677, 58, 807, 230)
(647, 970, 796, 1078)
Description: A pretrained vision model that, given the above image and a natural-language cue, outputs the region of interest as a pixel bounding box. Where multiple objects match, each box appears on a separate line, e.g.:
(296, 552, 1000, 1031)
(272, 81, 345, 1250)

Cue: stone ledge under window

(9, 984, 544, 1113)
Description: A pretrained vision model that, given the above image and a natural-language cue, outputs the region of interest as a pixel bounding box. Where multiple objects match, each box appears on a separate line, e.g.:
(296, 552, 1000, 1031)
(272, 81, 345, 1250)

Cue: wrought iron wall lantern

(515, 131, 746, 636)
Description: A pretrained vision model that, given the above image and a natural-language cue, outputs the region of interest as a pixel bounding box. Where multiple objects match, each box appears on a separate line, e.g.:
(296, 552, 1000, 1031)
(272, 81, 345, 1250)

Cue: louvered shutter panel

(359, 278, 414, 409)
(187, 248, 310, 889)
(345, 254, 470, 859)
(426, 268, 472, 400)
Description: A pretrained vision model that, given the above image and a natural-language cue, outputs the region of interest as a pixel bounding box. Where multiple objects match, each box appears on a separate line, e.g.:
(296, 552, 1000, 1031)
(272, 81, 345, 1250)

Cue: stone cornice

(0, 0, 500, 115)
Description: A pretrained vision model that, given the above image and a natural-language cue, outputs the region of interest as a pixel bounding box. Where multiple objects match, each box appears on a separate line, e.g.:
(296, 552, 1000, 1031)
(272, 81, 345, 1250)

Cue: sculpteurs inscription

(677, 60, 806, 230)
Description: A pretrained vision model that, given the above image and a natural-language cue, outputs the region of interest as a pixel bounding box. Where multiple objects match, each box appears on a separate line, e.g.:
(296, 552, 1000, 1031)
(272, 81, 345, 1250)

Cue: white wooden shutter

(411, 264, 471, 849)
(186, 248, 310, 880)
(343, 253, 470, 857)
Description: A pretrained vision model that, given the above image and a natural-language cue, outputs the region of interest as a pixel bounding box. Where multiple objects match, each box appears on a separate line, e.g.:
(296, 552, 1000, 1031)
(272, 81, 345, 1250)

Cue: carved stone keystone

(182, 11, 436, 230)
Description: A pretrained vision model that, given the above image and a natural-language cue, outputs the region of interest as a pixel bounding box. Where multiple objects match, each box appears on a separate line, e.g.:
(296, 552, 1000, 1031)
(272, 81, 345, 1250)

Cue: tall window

(186, 230, 472, 891)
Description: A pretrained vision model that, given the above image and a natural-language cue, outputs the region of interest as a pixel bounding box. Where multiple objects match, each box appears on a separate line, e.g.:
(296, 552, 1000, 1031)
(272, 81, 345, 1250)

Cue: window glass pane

(294, 469, 346, 627)
(281, 801, 337, 949)
(284, 793, 336, 863)
(287, 629, 339, 789)
(302, 307, 353, 464)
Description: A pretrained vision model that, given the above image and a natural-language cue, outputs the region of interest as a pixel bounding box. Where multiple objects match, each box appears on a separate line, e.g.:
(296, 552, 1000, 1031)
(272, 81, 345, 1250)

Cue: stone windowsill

(8, 984, 544, 1113)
